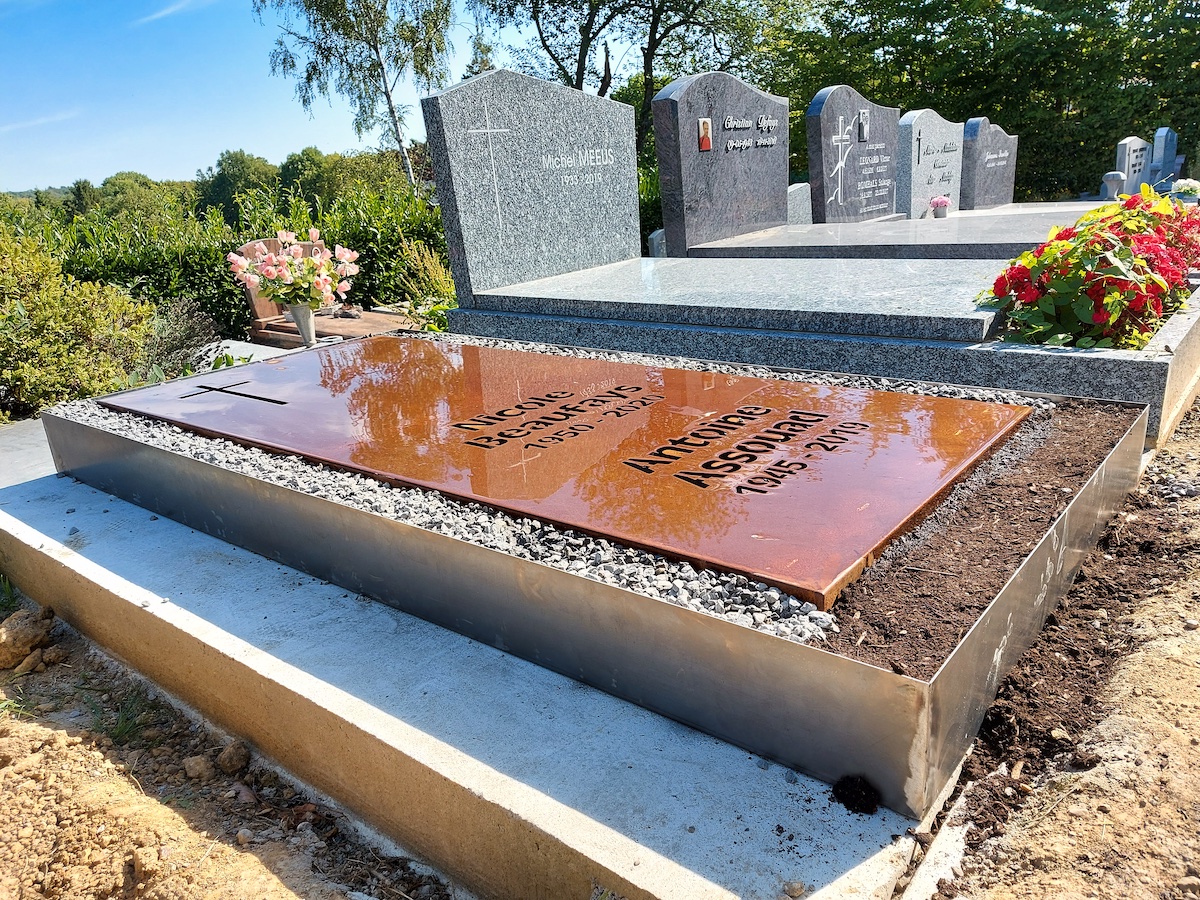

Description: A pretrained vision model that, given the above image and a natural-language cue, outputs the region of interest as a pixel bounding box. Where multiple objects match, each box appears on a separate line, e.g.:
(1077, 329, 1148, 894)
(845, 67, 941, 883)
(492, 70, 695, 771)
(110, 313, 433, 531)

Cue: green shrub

(395, 239, 458, 330)
(236, 184, 450, 312)
(60, 207, 249, 339)
(0, 223, 153, 421)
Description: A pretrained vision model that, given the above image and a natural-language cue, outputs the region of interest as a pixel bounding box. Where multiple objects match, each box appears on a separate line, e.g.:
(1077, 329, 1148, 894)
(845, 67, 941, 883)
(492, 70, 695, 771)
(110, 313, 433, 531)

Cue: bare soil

(920, 404, 1200, 899)
(0, 632, 455, 900)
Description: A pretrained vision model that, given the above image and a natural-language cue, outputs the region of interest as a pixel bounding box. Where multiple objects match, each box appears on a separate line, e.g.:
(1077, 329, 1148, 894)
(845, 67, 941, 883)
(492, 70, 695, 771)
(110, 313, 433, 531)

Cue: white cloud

(132, 0, 216, 26)
(0, 108, 81, 135)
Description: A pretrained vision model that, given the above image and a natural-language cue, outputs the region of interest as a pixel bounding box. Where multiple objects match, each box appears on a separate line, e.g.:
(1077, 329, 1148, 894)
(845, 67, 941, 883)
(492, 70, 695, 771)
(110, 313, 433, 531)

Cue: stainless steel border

(925, 405, 1147, 812)
(39, 402, 1147, 818)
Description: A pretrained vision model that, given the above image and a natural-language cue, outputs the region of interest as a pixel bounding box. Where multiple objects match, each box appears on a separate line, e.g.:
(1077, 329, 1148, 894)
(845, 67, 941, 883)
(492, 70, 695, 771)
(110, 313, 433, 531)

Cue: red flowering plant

(979, 186, 1200, 349)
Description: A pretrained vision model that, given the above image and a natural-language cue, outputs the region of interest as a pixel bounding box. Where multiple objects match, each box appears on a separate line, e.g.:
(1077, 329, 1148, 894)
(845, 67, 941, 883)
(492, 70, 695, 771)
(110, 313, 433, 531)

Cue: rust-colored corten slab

(100, 336, 1029, 608)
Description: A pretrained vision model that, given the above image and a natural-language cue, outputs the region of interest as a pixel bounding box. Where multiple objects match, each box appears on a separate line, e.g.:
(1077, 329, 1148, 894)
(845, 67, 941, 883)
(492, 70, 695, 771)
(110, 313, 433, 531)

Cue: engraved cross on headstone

(466, 100, 511, 232)
(179, 381, 287, 405)
(829, 115, 853, 207)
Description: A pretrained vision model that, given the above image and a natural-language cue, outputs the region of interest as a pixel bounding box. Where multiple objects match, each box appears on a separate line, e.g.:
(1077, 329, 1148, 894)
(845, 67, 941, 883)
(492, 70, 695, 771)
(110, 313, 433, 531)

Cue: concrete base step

(0, 429, 916, 900)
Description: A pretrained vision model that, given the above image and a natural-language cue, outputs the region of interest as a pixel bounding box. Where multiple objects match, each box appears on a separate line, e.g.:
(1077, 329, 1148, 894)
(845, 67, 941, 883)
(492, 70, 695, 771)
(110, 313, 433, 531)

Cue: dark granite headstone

(1115, 135, 1152, 194)
(897, 109, 964, 218)
(652, 72, 789, 256)
(421, 69, 640, 300)
(1151, 126, 1179, 187)
(960, 117, 1018, 210)
(806, 85, 901, 223)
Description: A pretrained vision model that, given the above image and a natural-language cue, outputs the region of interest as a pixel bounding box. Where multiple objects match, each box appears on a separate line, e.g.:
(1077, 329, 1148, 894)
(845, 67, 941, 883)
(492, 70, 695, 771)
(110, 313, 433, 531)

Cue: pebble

(236, 828, 253, 846)
(1178, 875, 1200, 895)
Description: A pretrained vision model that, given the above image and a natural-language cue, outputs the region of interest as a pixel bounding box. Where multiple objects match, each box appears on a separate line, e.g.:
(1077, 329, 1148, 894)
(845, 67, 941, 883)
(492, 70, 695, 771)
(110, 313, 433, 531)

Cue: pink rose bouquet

(227, 228, 361, 310)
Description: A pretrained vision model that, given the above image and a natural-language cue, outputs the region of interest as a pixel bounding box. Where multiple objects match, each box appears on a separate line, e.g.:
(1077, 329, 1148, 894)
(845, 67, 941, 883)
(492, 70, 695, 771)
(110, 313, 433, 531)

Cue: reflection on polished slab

(100, 336, 1029, 607)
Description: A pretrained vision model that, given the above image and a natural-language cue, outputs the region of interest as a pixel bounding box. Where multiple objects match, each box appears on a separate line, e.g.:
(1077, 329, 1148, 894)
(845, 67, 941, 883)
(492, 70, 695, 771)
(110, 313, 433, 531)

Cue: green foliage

(0, 574, 20, 618)
(637, 167, 663, 255)
(394, 238, 458, 330)
(0, 222, 154, 421)
(196, 150, 280, 225)
(236, 182, 448, 310)
(135, 296, 223, 381)
(744, 0, 1176, 200)
(0, 150, 455, 367)
(979, 188, 1200, 349)
(57, 205, 250, 339)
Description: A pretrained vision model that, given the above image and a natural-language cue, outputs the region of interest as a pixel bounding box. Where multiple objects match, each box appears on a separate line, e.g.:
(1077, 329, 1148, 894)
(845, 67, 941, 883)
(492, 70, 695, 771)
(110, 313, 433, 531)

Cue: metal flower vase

(288, 304, 318, 348)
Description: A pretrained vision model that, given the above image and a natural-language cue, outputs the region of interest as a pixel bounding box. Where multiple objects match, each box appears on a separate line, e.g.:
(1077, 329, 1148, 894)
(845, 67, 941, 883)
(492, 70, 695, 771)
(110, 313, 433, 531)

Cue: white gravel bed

(52, 333, 1056, 644)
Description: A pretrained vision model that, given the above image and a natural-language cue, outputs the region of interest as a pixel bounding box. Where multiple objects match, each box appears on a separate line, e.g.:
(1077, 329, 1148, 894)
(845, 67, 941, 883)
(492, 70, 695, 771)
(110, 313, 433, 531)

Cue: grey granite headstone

(1152, 127, 1179, 186)
(807, 85, 901, 223)
(652, 72, 789, 256)
(896, 109, 964, 218)
(960, 117, 1018, 210)
(421, 69, 640, 299)
(788, 183, 813, 224)
(1101, 171, 1125, 200)
(648, 228, 667, 258)
(1115, 135, 1153, 194)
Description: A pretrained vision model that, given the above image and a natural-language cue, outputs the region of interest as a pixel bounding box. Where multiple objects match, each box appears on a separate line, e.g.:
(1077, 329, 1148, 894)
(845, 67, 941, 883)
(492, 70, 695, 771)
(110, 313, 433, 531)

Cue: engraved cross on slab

(178, 381, 287, 405)
(465, 100, 511, 232)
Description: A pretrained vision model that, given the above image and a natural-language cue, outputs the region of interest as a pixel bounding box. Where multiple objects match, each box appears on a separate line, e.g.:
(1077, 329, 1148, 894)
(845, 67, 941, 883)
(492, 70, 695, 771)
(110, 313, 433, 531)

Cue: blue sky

(0, 0, 489, 191)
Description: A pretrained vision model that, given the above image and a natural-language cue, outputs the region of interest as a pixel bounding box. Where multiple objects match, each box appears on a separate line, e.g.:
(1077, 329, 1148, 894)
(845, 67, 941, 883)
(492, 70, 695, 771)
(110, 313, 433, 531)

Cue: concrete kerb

(0, 428, 916, 900)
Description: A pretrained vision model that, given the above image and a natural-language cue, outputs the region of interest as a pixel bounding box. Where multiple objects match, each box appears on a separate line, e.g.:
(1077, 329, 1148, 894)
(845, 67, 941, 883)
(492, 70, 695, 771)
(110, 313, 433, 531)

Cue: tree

(745, 0, 1132, 198)
(461, 23, 496, 79)
(280, 146, 336, 209)
(195, 151, 280, 225)
(65, 179, 101, 218)
(253, 0, 454, 186)
(484, 0, 763, 153)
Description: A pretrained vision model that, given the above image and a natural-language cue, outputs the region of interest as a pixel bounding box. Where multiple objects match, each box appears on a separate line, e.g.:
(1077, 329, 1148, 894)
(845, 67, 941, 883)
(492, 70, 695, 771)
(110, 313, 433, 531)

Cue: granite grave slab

(788, 183, 813, 224)
(960, 117, 1018, 210)
(422, 69, 640, 299)
(1116, 135, 1153, 194)
(653, 72, 789, 256)
(807, 85, 901, 223)
(98, 335, 1027, 607)
(686, 202, 1103, 259)
(474, 257, 1003, 341)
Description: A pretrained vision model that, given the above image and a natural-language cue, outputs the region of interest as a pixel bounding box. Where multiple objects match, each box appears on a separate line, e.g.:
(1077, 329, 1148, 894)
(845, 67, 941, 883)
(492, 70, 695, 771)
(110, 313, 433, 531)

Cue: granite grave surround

(36, 333, 1145, 822)
(896, 108, 964, 218)
(653, 71, 789, 256)
(453, 254, 1200, 448)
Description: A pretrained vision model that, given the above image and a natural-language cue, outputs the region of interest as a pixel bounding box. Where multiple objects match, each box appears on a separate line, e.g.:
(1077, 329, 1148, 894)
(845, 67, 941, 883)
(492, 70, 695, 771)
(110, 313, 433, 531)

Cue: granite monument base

(452, 283, 1200, 448)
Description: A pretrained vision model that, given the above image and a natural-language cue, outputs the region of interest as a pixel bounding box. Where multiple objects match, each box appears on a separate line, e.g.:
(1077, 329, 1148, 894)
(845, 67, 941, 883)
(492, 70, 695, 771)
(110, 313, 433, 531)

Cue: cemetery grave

(40, 329, 1144, 820)
(432, 70, 1200, 448)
